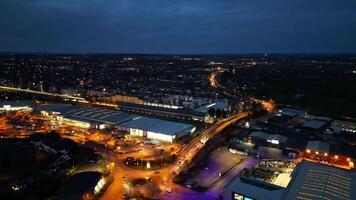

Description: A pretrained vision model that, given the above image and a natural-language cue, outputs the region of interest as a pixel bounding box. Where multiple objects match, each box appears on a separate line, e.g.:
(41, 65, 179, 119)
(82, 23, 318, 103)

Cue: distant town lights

(306, 149, 311, 153)
(324, 153, 328, 156)
(315, 151, 319, 155)
(334, 155, 339, 159)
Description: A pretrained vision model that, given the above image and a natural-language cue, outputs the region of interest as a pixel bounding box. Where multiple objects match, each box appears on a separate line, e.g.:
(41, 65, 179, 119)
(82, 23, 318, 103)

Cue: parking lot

(192, 148, 246, 188)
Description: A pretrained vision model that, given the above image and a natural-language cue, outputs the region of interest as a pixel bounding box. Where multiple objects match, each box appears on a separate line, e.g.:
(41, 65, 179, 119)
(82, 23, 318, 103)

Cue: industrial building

(35, 103, 137, 129)
(305, 140, 330, 156)
(304, 140, 354, 168)
(302, 120, 328, 132)
(278, 108, 307, 118)
(194, 100, 228, 113)
(248, 131, 288, 147)
(117, 102, 206, 122)
(331, 119, 356, 133)
(117, 116, 196, 143)
(223, 159, 295, 200)
(35, 103, 196, 143)
(223, 160, 356, 200)
(283, 160, 356, 200)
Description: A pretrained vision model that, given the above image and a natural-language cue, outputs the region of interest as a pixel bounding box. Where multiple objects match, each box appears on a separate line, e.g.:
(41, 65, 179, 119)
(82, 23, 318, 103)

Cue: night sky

(1, 0, 356, 54)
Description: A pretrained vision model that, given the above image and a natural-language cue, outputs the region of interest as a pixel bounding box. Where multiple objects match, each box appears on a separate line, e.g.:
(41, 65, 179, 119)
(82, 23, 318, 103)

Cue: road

(209, 70, 276, 112)
(179, 111, 250, 157)
(175, 111, 251, 174)
(1, 80, 254, 199)
(209, 157, 259, 193)
(94, 111, 252, 200)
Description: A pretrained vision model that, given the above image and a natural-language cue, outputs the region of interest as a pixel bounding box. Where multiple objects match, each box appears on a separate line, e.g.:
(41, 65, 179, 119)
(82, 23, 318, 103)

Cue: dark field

(220, 59, 356, 118)
(254, 64, 356, 118)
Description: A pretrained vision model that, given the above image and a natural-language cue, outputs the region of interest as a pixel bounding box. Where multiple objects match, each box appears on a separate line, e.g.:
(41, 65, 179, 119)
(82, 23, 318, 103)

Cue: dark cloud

(1, 0, 355, 53)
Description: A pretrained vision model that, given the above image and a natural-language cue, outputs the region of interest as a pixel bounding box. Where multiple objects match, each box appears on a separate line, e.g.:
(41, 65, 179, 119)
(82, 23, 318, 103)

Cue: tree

(221, 110, 228, 118)
(207, 108, 216, 117)
(47, 130, 60, 140)
(215, 109, 222, 118)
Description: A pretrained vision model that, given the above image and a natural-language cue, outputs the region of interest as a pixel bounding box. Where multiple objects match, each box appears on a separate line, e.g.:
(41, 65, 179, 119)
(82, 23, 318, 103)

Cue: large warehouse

(223, 160, 356, 200)
(35, 103, 196, 143)
(35, 104, 137, 129)
(118, 116, 196, 143)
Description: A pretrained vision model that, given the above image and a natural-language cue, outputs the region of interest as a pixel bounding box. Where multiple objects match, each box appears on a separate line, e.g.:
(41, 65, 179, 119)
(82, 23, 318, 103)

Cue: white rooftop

(225, 176, 286, 200)
(118, 116, 195, 135)
(35, 104, 137, 125)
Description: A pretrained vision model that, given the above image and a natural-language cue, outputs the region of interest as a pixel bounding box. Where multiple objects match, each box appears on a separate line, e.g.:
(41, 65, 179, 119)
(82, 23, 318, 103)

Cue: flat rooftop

(279, 108, 306, 116)
(241, 159, 296, 188)
(302, 120, 327, 130)
(306, 140, 330, 153)
(118, 102, 206, 116)
(249, 131, 288, 144)
(315, 116, 333, 122)
(225, 170, 286, 200)
(35, 104, 137, 125)
(226, 160, 356, 200)
(226, 176, 286, 200)
(63, 106, 137, 125)
(194, 100, 228, 113)
(225, 160, 294, 200)
(284, 160, 356, 200)
(118, 116, 195, 135)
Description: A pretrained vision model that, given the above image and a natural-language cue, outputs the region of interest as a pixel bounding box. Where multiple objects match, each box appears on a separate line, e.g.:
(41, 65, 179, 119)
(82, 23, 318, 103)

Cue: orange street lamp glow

(324, 153, 328, 156)
(334, 155, 339, 159)
(315, 151, 319, 155)
(306, 149, 311, 153)
(347, 158, 351, 162)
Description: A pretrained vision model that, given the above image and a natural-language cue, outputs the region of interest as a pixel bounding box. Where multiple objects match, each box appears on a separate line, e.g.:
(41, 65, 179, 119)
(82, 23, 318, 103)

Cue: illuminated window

(233, 193, 255, 200)
(233, 193, 244, 200)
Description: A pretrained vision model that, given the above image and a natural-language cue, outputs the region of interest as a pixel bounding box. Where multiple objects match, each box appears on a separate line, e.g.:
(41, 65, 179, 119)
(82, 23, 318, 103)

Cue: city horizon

(1, 1, 355, 200)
